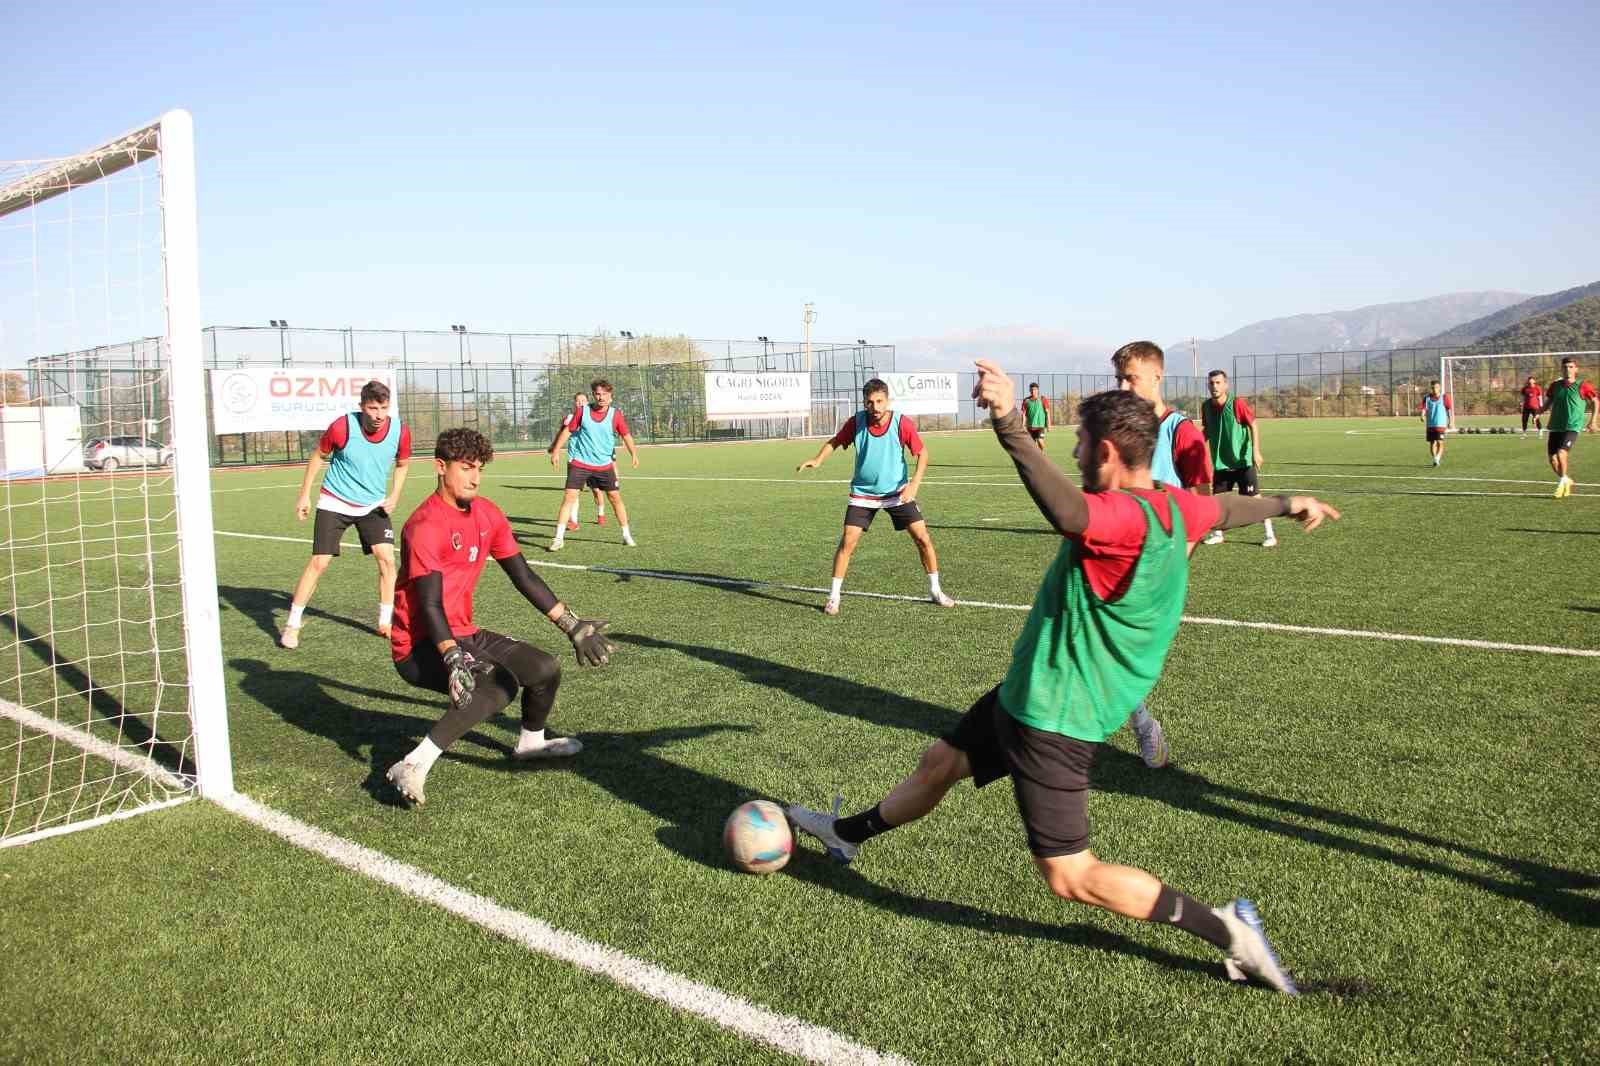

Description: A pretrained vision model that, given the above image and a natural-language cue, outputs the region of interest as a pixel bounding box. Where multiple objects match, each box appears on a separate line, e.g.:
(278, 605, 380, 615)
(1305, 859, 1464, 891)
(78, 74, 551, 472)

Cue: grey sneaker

(385, 760, 427, 808)
(513, 736, 583, 760)
(279, 624, 301, 649)
(785, 795, 858, 865)
(821, 598, 840, 616)
(1214, 898, 1297, 996)
(1131, 708, 1168, 769)
(1203, 529, 1225, 546)
(930, 591, 956, 608)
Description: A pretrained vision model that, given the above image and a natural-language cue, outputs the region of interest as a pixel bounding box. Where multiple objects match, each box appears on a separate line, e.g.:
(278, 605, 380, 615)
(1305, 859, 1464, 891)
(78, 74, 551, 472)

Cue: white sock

(378, 603, 393, 626)
(597, 499, 605, 516)
(1263, 519, 1275, 538)
(407, 736, 443, 773)
(829, 577, 843, 601)
(287, 603, 305, 628)
(621, 524, 632, 539)
(517, 728, 545, 751)
(928, 571, 944, 596)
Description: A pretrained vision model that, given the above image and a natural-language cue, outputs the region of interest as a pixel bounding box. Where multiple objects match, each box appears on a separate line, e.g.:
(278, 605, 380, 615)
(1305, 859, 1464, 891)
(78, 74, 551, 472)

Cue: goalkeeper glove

(442, 646, 494, 708)
(555, 608, 614, 666)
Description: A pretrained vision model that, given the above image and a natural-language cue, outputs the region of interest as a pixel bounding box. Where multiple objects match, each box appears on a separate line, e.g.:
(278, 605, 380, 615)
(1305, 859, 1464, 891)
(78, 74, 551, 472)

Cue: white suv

(84, 436, 174, 472)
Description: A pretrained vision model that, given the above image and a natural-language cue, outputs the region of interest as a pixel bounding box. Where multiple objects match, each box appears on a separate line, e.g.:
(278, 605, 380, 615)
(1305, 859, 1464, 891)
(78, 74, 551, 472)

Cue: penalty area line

(218, 792, 913, 1066)
(213, 530, 1600, 658)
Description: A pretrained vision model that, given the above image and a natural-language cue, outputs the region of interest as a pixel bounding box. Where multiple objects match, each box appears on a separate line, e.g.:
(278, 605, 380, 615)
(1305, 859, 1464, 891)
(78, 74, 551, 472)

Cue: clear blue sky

(3, 1, 1596, 352)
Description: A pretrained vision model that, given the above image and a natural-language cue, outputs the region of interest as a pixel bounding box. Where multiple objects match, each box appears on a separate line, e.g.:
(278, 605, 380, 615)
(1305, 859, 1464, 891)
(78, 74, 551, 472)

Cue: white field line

(218, 793, 911, 1066)
(0, 701, 912, 1064)
(213, 530, 1600, 658)
(486, 470, 1598, 491)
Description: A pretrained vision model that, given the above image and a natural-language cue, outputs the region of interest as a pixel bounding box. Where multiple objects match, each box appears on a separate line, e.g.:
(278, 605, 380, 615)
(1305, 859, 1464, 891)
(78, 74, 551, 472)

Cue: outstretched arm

(1214, 494, 1340, 532)
(496, 554, 614, 665)
(796, 441, 836, 471)
(974, 361, 1090, 535)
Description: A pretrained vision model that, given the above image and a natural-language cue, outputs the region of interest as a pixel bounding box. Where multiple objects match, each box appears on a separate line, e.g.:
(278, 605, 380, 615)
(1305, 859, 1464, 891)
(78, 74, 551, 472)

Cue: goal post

(0, 111, 233, 848)
(1439, 350, 1600, 419)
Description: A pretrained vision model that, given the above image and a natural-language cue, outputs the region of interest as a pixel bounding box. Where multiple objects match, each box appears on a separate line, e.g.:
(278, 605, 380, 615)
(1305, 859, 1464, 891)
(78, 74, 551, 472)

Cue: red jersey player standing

(1519, 376, 1544, 437)
(385, 428, 615, 808)
(1107, 341, 1213, 770)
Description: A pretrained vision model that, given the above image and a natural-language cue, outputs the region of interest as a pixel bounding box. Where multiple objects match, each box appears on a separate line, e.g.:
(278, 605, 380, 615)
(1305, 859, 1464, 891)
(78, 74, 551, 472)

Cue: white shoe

(1261, 533, 1277, 549)
(1214, 898, 1297, 996)
(930, 590, 955, 608)
(1203, 529, 1225, 546)
(785, 796, 858, 865)
(279, 624, 301, 649)
(513, 736, 583, 760)
(622, 533, 637, 547)
(1133, 712, 1168, 769)
(822, 598, 840, 616)
(385, 760, 427, 807)
(547, 539, 564, 553)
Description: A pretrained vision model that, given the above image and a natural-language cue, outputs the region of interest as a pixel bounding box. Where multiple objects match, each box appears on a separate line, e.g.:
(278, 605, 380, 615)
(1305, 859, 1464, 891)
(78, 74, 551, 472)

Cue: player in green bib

(788, 359, 1341, 996)
(1538, 356, 1599, 498)
(1200, 369, 1274, 548)
(1023, 382, 1050, 450)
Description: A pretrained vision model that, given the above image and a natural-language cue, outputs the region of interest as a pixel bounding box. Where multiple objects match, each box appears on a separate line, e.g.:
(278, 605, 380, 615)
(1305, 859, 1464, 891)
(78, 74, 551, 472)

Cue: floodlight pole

(803, 302, 816, 436)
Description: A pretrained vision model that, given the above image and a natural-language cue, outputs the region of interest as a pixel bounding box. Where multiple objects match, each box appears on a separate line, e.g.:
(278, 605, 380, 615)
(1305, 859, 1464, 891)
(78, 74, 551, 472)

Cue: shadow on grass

(569, 721, 1220, 984)
(230, 657, 503, 808)
(1570, 605, 1600, 615)
(217, 584, 376, 645)
(1503, 528, 1600, 536)
(618, 633, 1600, 927)
(0, 614, 196, 782)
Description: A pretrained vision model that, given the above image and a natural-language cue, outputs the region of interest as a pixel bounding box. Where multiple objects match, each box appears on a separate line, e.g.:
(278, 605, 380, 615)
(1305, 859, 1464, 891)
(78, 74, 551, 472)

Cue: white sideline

(212, 530, 1600, 658)
(216, 793, 911, 1066)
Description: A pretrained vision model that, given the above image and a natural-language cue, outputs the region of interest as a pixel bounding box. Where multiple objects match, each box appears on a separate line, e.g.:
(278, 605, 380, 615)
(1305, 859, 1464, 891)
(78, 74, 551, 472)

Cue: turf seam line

(213, 530, 1600, 658)
(218, 792, 914, 1066)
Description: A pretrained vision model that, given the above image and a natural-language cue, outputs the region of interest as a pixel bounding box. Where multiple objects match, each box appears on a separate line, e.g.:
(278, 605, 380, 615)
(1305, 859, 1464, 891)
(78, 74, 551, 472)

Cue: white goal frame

(0, 111, 233, 832)
(1439, 350, 1600, 416)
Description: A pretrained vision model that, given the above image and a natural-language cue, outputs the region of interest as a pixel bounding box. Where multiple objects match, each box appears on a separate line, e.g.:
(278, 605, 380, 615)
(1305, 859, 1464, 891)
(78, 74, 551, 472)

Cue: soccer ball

(723, 800, 792, 874)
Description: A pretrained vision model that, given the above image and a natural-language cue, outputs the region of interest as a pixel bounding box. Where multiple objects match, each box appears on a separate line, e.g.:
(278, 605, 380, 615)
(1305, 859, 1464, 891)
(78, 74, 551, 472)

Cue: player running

(280, 380, 411, 649)
(787, 364, 1339, 996)
(1519, 376, 1544, 437)
(548, 379, 639, 550)
(796, 377, 955, 616)
(1420, 380, 1453, 466)
(549, 392, 606, 531)
(1540, 356, 1600, 498)
(384, 428, 615, 808)
(1109, 341, 1212, 769)
(1023, 383, 1051, 450)
(1199, 369, 1275, 549)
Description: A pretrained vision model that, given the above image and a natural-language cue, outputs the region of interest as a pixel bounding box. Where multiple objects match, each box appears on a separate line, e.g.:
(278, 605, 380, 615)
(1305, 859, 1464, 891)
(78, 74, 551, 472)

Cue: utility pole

(1190, 337, 1198, 379)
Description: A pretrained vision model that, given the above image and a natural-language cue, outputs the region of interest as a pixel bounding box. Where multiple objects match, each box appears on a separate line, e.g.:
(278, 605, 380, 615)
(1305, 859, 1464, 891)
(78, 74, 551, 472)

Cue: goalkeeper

(385, 428, 615, 808)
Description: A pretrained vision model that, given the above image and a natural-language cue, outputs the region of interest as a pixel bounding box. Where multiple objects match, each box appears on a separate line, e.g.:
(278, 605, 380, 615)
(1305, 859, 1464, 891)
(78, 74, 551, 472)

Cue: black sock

(1151, 884, 1231, 950)
(834, 804, 896, 845)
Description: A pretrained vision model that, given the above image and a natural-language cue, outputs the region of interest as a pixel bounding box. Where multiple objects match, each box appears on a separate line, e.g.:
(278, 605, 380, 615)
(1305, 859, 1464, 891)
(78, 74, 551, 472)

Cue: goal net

(1439, 350, 1600, 419)
(0, 112, 232, 848)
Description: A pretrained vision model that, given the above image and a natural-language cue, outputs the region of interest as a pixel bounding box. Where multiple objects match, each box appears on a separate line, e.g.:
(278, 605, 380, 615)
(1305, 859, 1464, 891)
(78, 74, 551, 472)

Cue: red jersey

(1520, 384, 1543, 411)
(1073, 485, 1221, 602)
(827, 413, 925, 456)
(390, 493, 521, 661)
(318, 416, 413, 461)
(1170, 417, 1213, 489)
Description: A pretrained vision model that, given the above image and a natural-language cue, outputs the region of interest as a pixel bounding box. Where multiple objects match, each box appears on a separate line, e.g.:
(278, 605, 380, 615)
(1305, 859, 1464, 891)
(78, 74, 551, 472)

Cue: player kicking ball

(796, 377, 954, 615)
(548, 379, 639, 550)
(1539, 356, 1599, 498)
(281, 380, 411, 649)
(1420, 380, 1453, 466)
(788, 365, 1340, 995)
(385, 428, 615, 808)
(1200, 369, 1275, 549)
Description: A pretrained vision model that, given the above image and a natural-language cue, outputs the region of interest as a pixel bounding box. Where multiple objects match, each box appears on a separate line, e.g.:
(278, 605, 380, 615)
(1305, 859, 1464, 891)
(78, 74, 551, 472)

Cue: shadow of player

(218, 584, 376, 645)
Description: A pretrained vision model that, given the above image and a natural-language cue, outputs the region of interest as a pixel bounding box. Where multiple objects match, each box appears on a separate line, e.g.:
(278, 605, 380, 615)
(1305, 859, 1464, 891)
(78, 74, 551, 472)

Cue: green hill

(1416, 278, 1600, 347)
(1466, 292, 1600, 354)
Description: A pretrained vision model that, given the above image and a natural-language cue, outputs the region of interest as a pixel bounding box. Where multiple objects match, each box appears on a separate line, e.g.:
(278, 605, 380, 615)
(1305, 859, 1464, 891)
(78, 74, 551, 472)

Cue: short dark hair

(1028, 382, 1040, 391)
(1078, 390, 1158, 471)
(434, 427, 494, 465)
(862, 377, 889, 399)
(590, 378, 613, 394)
(1562, 356, 1578, 367)
(360, 380, 391, 405)
(1430, 379, 1441, 387)
(1111, 341, 1164, 374)
(1208, 369, 1228, 381)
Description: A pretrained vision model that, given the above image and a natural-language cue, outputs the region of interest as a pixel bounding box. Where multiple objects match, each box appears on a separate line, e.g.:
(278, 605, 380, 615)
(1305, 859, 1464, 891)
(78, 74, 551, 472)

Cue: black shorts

(1028, 427, 1046, 440)
(943, 686, 1097, 858)
(1212, 467, 1259, 495)
(844, 500, 926, 532)
(394, 628, 552, 695)
(1426, 427, 1447, 443)
(1548, 431, 1579, 457)
(312, 506, 393, 556)
(565, 465, 619, 492)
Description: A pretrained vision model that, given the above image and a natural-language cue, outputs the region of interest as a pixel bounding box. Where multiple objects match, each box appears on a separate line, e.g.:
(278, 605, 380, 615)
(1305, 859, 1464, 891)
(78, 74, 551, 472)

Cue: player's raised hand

(972, 359, 1016, 417)
(1284, 496, 1341, 532)
(442, 646, 494, 708)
